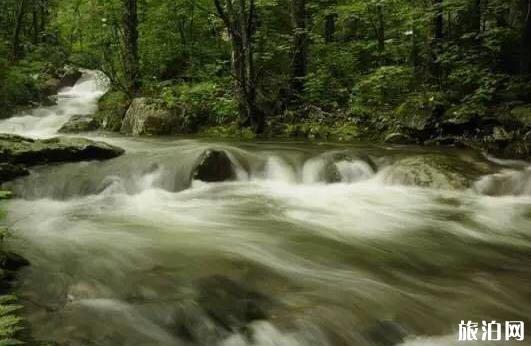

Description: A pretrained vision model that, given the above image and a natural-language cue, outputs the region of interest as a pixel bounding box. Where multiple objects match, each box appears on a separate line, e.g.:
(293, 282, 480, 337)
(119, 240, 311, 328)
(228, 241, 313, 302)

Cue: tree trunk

(11, 0, 27, 61)
(290, 0, 308, 101)
(376, 4, 385, 52)
(430, 0, 444, 81)
(122, 0, 140, 95)
(214, 0, 264, 132)
(521, 0, 531, 74)
(324, 12, 336, 43)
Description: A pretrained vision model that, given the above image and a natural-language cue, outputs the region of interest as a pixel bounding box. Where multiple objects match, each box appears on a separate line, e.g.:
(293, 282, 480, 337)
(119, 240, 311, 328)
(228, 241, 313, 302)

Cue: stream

(0, 72, 530, 346)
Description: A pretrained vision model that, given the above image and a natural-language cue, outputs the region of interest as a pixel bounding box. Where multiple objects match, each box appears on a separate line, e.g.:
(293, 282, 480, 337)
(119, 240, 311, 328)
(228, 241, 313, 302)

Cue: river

(0, 72, 530, 346)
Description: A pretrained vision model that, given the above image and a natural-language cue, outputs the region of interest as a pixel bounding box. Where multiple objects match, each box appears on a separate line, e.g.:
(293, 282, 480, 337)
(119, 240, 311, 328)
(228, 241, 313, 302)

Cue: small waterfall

(0, 70, 108, 138)
(474, 167, 531, 196)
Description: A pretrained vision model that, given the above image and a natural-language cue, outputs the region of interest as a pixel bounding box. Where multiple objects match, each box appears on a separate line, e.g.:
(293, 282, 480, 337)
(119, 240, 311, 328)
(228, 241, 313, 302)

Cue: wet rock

(384, 132, 414, 144)
(94, 90, 130, 132)
(59, 115, 99, 133)
(321, 151, 377, 183)
(57, 66, 82, 89)
(1, 252, 30, 271)
(510, 104, 531, 127)
(121, 97, 183, 136)
(0, 134, 124, 169)
(192, 150, 236, 182)
(196, 275, 272, 332)
(380, 154, 470, 190)
(0, 163, 29, 183)
(40, 77, 62, 97)
(364, 320, 408, 346)
(474, 168, 531, 196)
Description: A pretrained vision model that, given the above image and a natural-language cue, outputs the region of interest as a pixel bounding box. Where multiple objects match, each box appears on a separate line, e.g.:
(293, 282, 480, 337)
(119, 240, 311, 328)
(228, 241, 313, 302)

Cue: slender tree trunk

(32, 1, 39, 44)
(521, 0, 531, 74)
(11, 0, 27, 61)
(290, 0, 308, 101)
(376, 3, 385, 52)
(122, 0, 140, 95)
(430, 0, 444, 83)
(214, 0, 263, 132)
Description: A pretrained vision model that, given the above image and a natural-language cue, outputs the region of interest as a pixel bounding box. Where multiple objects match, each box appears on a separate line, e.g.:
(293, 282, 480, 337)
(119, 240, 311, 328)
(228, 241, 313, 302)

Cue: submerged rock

(364, 320, 408, 346)
(196, 275, 271, 331)
(321, 151, 377, 183)
(0, 134, 124, 182)
(192, 150, 237, 183)
(474, 168, 531, 196)
(121, 97, 183, 136)
(59, 115, 99, 133)
(379, 154, 470, 190)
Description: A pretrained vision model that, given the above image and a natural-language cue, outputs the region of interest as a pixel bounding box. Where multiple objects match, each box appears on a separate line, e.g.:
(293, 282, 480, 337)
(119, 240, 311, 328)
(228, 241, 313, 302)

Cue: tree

(214, 0, 265, 132)
(122, 0, 140, 95)
(290, 0, 308, 102)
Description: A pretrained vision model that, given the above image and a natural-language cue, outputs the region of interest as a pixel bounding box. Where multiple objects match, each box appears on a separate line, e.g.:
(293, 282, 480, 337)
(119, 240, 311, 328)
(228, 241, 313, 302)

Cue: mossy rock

(93, 90, 130, 132)
(510, 104, 531, 127)
(381, 154, 472, 190)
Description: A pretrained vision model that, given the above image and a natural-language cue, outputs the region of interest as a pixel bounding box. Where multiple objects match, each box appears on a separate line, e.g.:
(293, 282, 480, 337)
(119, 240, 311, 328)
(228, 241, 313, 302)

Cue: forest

(1, 0, 530, 157)
(1, 1, 531, 345)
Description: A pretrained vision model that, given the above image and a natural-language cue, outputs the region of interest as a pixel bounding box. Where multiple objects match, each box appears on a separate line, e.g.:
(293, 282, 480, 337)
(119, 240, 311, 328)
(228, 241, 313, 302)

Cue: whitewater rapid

(1, 71, 530, 345)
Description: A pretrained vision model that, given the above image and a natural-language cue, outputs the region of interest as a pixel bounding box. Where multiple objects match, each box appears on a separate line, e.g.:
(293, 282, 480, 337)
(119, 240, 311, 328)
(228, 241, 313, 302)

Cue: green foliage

(352, 66, 413, 110)
(0, 296, 23, 346)
(161, 81, 238, 129)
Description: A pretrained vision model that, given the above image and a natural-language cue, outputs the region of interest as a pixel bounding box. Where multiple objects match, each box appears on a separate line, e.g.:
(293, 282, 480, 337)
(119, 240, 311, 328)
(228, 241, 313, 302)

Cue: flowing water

(1, 72, 531, 346)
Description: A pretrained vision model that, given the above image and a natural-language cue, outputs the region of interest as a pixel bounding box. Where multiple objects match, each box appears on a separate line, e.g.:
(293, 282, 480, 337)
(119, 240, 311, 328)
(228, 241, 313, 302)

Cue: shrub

(351, 66, 413, 110)
(161, 81, 238, 130)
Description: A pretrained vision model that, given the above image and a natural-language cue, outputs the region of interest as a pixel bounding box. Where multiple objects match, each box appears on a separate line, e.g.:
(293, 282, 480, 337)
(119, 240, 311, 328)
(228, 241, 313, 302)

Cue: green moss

(93, 90, 130, 131)
(396, 92, 445, 131)
(510, 104, 531, 126)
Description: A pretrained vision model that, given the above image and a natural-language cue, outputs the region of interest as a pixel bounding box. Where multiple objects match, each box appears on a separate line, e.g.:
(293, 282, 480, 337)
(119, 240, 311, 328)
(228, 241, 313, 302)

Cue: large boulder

(59, 115, 99, 133)
(0, 134, 124, 168)
(379, 154, 471, 190)
(94, 90, 130, 132)
(121, 98, 182, 136)
(191, 150, 236, 183)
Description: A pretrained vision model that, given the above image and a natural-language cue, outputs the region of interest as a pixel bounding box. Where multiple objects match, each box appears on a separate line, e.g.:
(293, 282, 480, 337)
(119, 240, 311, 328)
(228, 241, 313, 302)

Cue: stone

(0, 134, 124, 167)
(59, 115, 99, 133)
(384, 132, 415, 144)
(94, 90, 130, 132)
(1, 252, 30, 271)
(192, 150, 236, 182)
(58, 66, 82, 89)
(510, 104, 531, 127)
(0, 163, 29, 183)
(320, 151, 377, 183)
(380, 154, 470, 190)
(196, 275, 271, 332)
(121, 97, 182, 136)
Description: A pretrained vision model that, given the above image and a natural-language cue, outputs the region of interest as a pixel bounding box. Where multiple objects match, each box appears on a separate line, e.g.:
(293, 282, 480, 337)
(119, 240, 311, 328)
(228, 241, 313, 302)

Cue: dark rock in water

(364, 320, 408, 346)
(192, 150, 236, 183)
(0, 163, 29, 182)
(57, 66, 82, 89)
(0, 134, 124, 176)
(1, 252, 30, 271)
(321, 151, 377, 183)
(196, 275, 272, 332)
(384, 132, 415, 145)
(59, 115, 99, 133)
